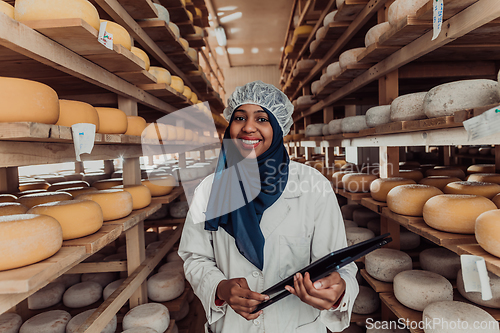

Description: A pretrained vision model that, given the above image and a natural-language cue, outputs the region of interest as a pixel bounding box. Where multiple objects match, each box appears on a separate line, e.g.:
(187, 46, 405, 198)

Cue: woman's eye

(234, 116, 245, 121)
(258, 117, 269, 122)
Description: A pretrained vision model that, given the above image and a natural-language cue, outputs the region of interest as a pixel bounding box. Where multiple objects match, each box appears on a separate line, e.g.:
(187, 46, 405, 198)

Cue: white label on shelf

(98, 21, 114, 50)
(460, 254, 492, 301)
(72, 123, 96, 162)
(463, 106, 500, 141)
(432, 0, 444, 41)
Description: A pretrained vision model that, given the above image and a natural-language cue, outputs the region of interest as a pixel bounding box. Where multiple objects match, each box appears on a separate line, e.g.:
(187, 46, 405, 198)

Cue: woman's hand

(285, 272, 346, 310)
(216, 278, 269, 320)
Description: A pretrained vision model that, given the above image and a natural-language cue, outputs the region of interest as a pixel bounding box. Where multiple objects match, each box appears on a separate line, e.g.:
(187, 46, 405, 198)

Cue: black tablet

(251, 233, 392, 313)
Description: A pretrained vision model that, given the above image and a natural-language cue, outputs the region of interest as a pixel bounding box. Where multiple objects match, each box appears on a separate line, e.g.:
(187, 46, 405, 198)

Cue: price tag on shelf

(98, 21, 114, 50)
(432, 0, 444, 41)
(460, 255, 492, 301)
(463, 106, 500, 141)
(72, 123, 96, 162)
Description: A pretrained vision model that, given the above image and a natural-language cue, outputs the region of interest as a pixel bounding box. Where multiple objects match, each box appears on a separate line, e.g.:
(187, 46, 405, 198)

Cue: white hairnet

(223, 80, 294, 136)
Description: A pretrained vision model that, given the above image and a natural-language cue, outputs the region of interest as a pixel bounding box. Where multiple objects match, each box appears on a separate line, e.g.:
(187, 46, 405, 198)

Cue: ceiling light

(251, 48, 259, 54)
(280, 46, 284, 51)
(229, 28, 240, 34)
(220, 12, 242, 23)
(218, 6, 237, 11)
(214, 26, 227, 46)
(217, 12, 224, 16)
(215, 47, 224, 55)
(227, 47, 244, 54)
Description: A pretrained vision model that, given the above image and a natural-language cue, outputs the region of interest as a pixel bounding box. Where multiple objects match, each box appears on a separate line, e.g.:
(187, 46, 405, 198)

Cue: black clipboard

(251, 233, 392, 313)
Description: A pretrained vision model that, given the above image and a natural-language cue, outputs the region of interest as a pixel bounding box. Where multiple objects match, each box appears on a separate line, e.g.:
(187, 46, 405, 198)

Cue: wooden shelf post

(0, 167, 19, 193)
(379, 146, 399, 178)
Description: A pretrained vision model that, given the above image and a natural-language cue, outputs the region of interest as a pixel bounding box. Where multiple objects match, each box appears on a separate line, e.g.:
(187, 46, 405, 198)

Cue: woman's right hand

(216, 278, 269, 320)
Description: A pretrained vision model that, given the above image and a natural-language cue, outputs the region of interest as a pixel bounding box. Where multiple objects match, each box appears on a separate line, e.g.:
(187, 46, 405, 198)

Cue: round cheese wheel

(397, 169, 424, 182)
(156, 123, 177, 141)
(169, 21, 180, 38)
(328, 119, 343, 134)
(171, 76, 184, 93)
(28, 282, 65, 310)
(457, 268, 500, 308)
(19, 181, 50, 192)
(125, 116, 147, 136)
(53, 274, 81, 288)
(19, 310, 71, 333)
(148, 271, 185, 302)
(339, 48, 366, 69)
(175, 126, 185, 140)
(56, 100, 99, 130)
(150, 3, 170, 24)
(423, 194, 497, 234)
(190, 92, 198, 104)
(83, 172, 109, 184)
(297, 60, 316, 70)
(346, 227, 375, 246)
(158, 261, 184, 277)
(419, 176, 462, 190)
(326, 62, 342, 78)
(142, 176, 177, 196)
(394, 270, 453, 311)
(311, 80, 322, 95)
(0, 194, 17, 203)
(370, 178, 416, 202)
(492, 193, 500, 208)
(131, 47, 150, 70)
(171, 301, 189, 321)
(352, 208, 379, 227)
(344, 220, 357, 228)
(468, 164, 496, 174)
(353, 286, 379, 314)
(0, 77, 59, 124)
(323, 10, 337, 26)
(366, 105, 391, 127)
(320, 73, 332, 86)
(387, 184, 443, 216)
(0, 202, 28, 216)
(167, 250, 183, 262)
(424, 80, 500, 118)
(76, 190, 133, 221)
(422, 301, 499, 332)
(426, 166, 466, 179)
(182, 86, 192, 100)
(388, 0, 430, 26)
(147, 205, 168, 220)
(390, 92, 427, 121)
(66, 309, 117, 333)
(315, 26, 327, 40)
(365, 22, 391, 47)
(400, 228, 420, 250)
(103, 279, 125, 300)
(305, 124, 325, 137)
(293, 25, 314, 40)
(443, 181, 500, 199)
(0, 313, 22, 333)
(122, 303, 170, 333)
(57, 186, 98, 197)
(184, 129, 194, 141)
(112, 185, 152, 210)
(63, 281, 102, 308)
(187, 48, 198, 62)
(91, 178, 123, 190)
(365, 248, 412, 282)
(48, 180, 89, 192)
(342, 173, 377, 193)
(341, 116, 369, 133)
(297, 95, 316, 105)
(15, 0, 100, 30)
(0, 1, 14, 19)
(81, 272, 117, 288)
(340, 204, 363, 220)
(468, 173, 500, 184)
(103, 253, 126, 262)
(476, 209, 500, 258)
(17, 191, 72, 208)
(169, 201, 189, 218)
(95, 107, 128, 134)
(100, 20, 131, 50)
(193, 25, 203, 35)
(122, 328, 158, 333)
(419, 247, 460, 280)
(148, 67, 172, 85)
(321, 124, 330, 136)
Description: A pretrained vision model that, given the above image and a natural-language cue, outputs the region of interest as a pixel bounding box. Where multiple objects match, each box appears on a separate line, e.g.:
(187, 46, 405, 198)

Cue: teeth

(241, 139, 259, 145)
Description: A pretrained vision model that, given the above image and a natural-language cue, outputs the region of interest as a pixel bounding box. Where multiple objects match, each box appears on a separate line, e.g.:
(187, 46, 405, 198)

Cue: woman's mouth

(239, 138, 261, 149)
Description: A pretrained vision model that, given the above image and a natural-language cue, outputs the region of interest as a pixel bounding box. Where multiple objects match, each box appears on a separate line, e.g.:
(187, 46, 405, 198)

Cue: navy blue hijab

(204, 106, 290, 270)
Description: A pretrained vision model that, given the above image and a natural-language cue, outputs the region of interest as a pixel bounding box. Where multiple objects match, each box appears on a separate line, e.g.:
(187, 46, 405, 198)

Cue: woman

(178, 81, 358, 333)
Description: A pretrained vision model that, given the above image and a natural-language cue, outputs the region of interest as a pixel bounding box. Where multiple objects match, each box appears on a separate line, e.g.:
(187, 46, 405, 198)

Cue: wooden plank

(336, 63, 372, 79)
(335, 0, 370, 21)
(138, 83, 191, 106)
(184, 35, 205, 48)
(105, 203, 162, 231)
(457, 244, 500, 278)
(138, 20, 185, 54)
(167, 51, 199, 72)
(361, 197, 387, 214)
(116, 0, 158, 20)
(127, 220, 147, 307)
(144, 218, 185, 228)
(62, 224, 123, 254)
(336, 188, 371, 202)
(407, 221, 477, 250)
(357, 42, 401, 63)
(382, 207, 426, 228)
(66, 261, 127, 274)
(379, 146, 399, 178)
(360, 269, 393, 293)
(86, 45, 146, 73)
(416, 0, 479, 21)
(379, 16, 433, 46)
(379, 293, 424, 333)
(115, 70, 157, 85)
(358, 127, 377, 136)
(151, 186, 184, 205)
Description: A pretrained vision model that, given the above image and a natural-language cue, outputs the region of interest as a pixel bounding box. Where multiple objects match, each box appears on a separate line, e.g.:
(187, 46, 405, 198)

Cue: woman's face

(229, 104, 273, 158)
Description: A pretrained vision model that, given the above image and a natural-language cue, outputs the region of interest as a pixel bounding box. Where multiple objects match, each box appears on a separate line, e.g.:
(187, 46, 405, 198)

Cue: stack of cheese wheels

(66, 309, 117, 333)
(19, 180, 50, 192)
(0, 202, 28, 216)
(95, 108, 128, 134)
(365, 248, 412, 282)
(426, 166, 466, 179)
(111, 185, 152, 210)
(28, 200, 103, 240)
(142, 175, 177, 196)
(476, 209, 500, 258)
(14, 0, 100, 30)
(63, 281, 102, 308)
(419, 247, 461, 279)
(19, 310, 71, 333)
(56, 100, 99, 130)
(468, 173, 500, 184)
(148, 270, 185, 302)
(370, 178, 416, 202)
(100, 20, 131, 50)
(122, 303, 170, 333)
(390, 92, 427, 122)
(468, 164, 496, 174)
(443, 181, 500, 199)
(387, 184, 442, 216)
(92, 178, 123, 190)
(394, 270, 453, 311)
(131, 47, 150, 70)
(419, 175, 462, 190)
(398, 169, 424, 182)
(17, 191, 72, 208)
(342, 173, 377, 193)
(27, 282, 65, 310)
(47, 180, 89, 191)
(0, 194, 17, 203)
(423, 194, 497, 234)
(0, 77, 60, 124)
(387, 0, 429, 26)
(171, 76, 184, 93)
(0, 313, 22, 333)
(57, 186, 98, 197)
(125, 116, 147, 136)
(0, 1, 14, 19)
(457, 268, 500, 308)
(148, 67, 172, 84)
(353, 286, 379, 314)
(76, 189, 133, 221)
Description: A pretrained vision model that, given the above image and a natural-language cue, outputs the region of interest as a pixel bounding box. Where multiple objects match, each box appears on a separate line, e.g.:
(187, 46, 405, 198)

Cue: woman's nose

(242, 119, 257, 133)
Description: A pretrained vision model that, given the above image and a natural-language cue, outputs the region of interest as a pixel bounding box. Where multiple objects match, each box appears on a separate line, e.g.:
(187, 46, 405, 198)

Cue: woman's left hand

(284, 272, 346, 310)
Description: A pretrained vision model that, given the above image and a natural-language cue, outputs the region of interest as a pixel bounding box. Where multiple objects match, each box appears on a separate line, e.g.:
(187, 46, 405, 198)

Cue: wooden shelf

(138, 20, 185, 54)
(145, 218, 185, 228)
(335, 0, 370, 22)
(361, 197, 386, 214)
(334, 187, 371, 202)
(360, 269, 393, 293)
(138, 83, 191, 106)
(309, 22, 351, 59)
(457, 244, 500, 278)
(151, 186, 185, 205)
(106, 203, 162, 232)
(116, 0, 158, 20)
(379, 292, 424, 333)
(63, 224, 123, 255)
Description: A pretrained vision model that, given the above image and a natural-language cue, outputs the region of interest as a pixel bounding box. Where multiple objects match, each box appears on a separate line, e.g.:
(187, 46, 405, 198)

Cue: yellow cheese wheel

(184, 129, 193, 141)
(493, 193, 500, 208)
(28, 200, 103, 240)
(0, 202, 29, 216)
(169, 22, 180, 38)
(15, 0, 100, 31)
(419, 176, 462, 191)
(0, 77, 59, 124)
(171, 76, 184, 94)
(292, 25, 314, 44)
(187, 48, 198, 62)
(56, 100, 99, 131)
(17, 192, 73, 208)
(468, 164, 496, 174)
(426, 167, 466, 179)
(443, 181, 500, 199)
(190, 93, 198, 104)
(370, 178, 416, 202)
(143, 123, 159, 140)
(48, 181, 90, 192)
(476, 209, 500, 257)
(0, 214, 62, 271)
(182, 86, 192, 100)
(194, 25, 203, 35)
(195, 8, 202, 17)
(423, 194, 497, 234)
(0, 194, 17, 203)
(95, 107, 128, 134)
(175, 126, 185, 140)
(142, 176, 176, 196)
(341, 173, 377, 193)
(331, 171, 353, 188)
(56, 186, 98, 198)
(192, 131, 199, 143)
(284, 45, 294, 55)
(91, 178, 123, 190)
(112, 185, 152, 210)
(468, 173, 500, 184)
(186, 10, 193, 21)
(76, 190, 133, 221)
(100, 20, 132, 50)
(125, 116, 147, 136)
(398, 169, 424, 182)
(19, 181, 50, 192)
(387, 184, 443, 216)
(16, 189, 47, 197)
(148, 67, 172, 85)
(0, 1, 14, 19)
(131, 47, 150, 70)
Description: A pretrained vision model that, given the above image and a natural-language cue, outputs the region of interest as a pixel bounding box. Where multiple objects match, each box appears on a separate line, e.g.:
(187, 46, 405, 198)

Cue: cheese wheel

(326, 62, 341, 78)
(103, 253, 126, 262)
(305, 124, 325, 137)
(443, 181, 500, 199)
(81, 272, 116, 288)
(171, 76, 184, 93)
(157, 123, 178, 141)
(57, 186, 98, 197)
(340, 204, 363, 220)
(365, 248, 412, 282)
(158, 262, 183, 277)
(103, 279, 125, 300)
(83, 172, 109, 184)
(468, 173, 500, 185)
(400, 228, 420, 250)
(186, 10, 193, 21)
(184, 129, 194, 141)
(0, 77, 60, 124)
(457, 268, 500, 308)
(148, 271, 185, 302)
(344, 220, 357, 228)
(397, 169, 424, 182)
(0, 313, 22, 333)
(100, 20, 131, 50)
(182, 86, 192, 100)
(387, 184, 443, 216)
(122, 328, 158, 333)
(17, 191, 72, 208)
(66, 309, 117, 333)
(370, 178, 416, 202)
(147, 204, 168, 220)
(0, 1, 14, 19)
(169, 22, 180, 38)
(38, 175, 67, 184)
(171, 300, 189, 321)
(18, 181, 50, 192)
(476, 209, 500, 258)
(190, 92, 198, 104)
(352, 208, 379, 228)
(328, 119, 342, 135)
(167, 250, 183, 262)
(390, 92, 427, 121)
(394, 270, 453, 311)
(315, 26, 327, 40)
(187, 48, 198, 62)
(365, 105, 391, 127)
(423, 194, 497, 234)
(148, 67, 172, 85)
(339, 48, 366, 70)
(0, 194, 17, 203)
(419, 248, 460, 280)
(493, 193, 500, 208)
(323, 10, 337, 26)
(426, 166, 466, 179)
(341, 173, 377, 193)
(53, 274, 81, 288)
(76, 190, 133, 221)
(19, 310, 71, 333)
(142, 176, 176, 196)
(149, 3, 170, 24)
(346, 227, 375, 246)
(112, 185, 152, 210)
(122, 303, 170, 333)
(175, 126, 185, 140)
(297, 95, 316, 106)
(319, 73, 332, 86)
(131, 47, 150, 70)
(124, 116, 147, 136)
(292, 25, 314, 44)
(28, 282, 65, 310)
(48, 180, 89, 192)
(388, 0, 430, 26)
(418, 176, 462, 191)
(0, 202, 28, 216)
(468, 164, 496, 174)
(341, 116, 369, 133)
(353, 286, 379, 314)
(15, 0, 100, 30)
(179, 38, 189, 51)
(92, 178, 123, 190)
(95, 107, 128, 134)
(63, 281, 102, 308)
(193, 25, 203, 36)
(365, 22, 391, 47)
(169, 201, 189, 218)
(56, 100, 99, 131)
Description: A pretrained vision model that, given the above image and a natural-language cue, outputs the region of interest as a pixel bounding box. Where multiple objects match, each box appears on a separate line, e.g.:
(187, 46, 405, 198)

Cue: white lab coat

(178, 161, 359, 333)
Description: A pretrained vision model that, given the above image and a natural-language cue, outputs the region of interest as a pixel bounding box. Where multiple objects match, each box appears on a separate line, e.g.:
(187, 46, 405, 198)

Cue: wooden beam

(323, 106, 334, 124)
(279, 0, 300, 69)
(379, 146, 399, 178)
(378, 69, 398, 105)
(126, 221, 147, 308)
(118, 96, 138, 116)
(496, 146, 500, 173)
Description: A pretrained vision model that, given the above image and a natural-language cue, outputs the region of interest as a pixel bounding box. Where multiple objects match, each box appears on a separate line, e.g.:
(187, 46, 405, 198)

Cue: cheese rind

(365, 248, 412, 282)
(148, 271, 185, 301)
(388, 0, 429, 26)
(468, 164, 496, 174)
(148, 67, 172, 85)
(418, 176, 462, 191)
(353, 286, 379, 314)
(100, 20, 132, 50)
(17, 191, 72, 208)
(443, 181, 500, 199)
(76, 189, 133, 221)
(370, 177, 416, 202)
(365, 22, 391, 47)
(476, 209, 500, 258)
(425, 166, 465, 179)
(122, 303, 170, 333)
(66, 309, 117, 333)
(468, 173, 500, 184)
(0, 313, 22, 333)
(341, 116, 369, 133)
(142, 176, 177, 196)
(57, 100, 99, 131)
(112, 185, 152, 210)
(390, 92, 427, 121)
(171, 76, 185, 93)
(0, 202, 28, 216)
(339, 48, 366, 70)
(0, 1, 14, 19)
(346, 227, 375, 246)
(131, 47, 150, 70)
(48, 180, 90, 192)
(457, 268, 500, 308)
(63, 281, 102, 308)
(365, 105, 391, 127)
(28, 282, 65, 310)
(125, 116, 147, 136)
(91, 178, 123, 190)
(342, 173, 377, 193)
(95, 107, 128, 134)
(387, 184, 443, 216)
(19, 310, 71, 333)
(419, 248, 460, 280)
